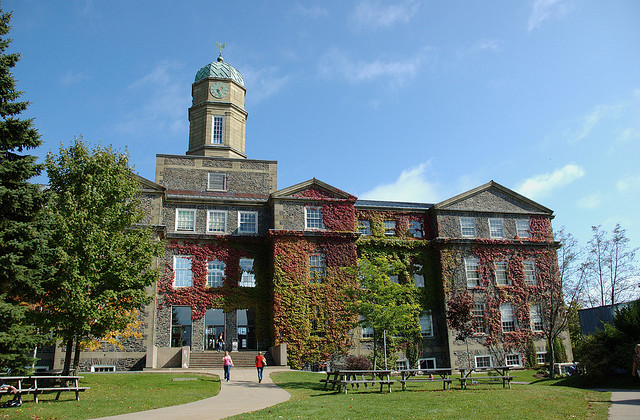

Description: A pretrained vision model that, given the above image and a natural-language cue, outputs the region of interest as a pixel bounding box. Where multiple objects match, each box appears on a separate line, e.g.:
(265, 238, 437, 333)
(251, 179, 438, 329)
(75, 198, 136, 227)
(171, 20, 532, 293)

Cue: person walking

(216, 333, 224, 352)
(223, 351, 234, 382)
(255, 351, 267, 383)
(632, 343, 640, 380)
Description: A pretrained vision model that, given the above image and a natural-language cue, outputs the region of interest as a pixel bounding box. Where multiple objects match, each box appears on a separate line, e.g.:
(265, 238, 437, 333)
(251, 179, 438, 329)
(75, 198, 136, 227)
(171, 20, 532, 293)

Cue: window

(409, 220, 423, 238)
(475, 355, 492, 368)
(472, 303, 486, 334)
(523, 261, 536, 285)
(361, 326, 374, 339)
(173, 256, 193, 288)
(500, 303, 517, 332)
(176, 209, 196, 232)
(305, 207, 324, 230)
(530, 305, 544, 331)
(239, 258, 256, 287)
(207, 210, 227, 234)
(358, 220, 370, 235)
(91, 365, 116, 372)
(505, 354, 522, 367)
(396, 360, 409, 370)
(460, 217, 476, 237)
(516, 219, 530, 238)
(207, 260, 225, 287)
(413, 264, 424, 287)
(171, 306, 192, 347)
(309, 253, 326, 282)
(420, 311, 433, 337)
(536, 352, 547, 365)
(465, 258, 480, 288)
(495, 261, 510, 286)
(384, 220, 396, 236)
(212, 115, 224, 144)
(418, 358, 436, 370)
(208, 173, 227, 191)
(489, 218, 504, 238)
(238, 211, 258, 234)
(389, 274, 399, 284)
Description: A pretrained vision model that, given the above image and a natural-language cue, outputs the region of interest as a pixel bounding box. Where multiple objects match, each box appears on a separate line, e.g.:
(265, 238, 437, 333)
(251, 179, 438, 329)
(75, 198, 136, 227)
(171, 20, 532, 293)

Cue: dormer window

(212, 115, 224, 144)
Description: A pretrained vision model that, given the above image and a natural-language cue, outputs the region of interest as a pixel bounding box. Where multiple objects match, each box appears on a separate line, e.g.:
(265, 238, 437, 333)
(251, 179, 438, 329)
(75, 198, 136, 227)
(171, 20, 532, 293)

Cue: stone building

(41, 54, 571, 372)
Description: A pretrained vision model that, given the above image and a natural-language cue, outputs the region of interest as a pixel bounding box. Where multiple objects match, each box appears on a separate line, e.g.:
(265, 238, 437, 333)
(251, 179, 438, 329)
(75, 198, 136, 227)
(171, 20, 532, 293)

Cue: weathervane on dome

(216, 42, 226, 62)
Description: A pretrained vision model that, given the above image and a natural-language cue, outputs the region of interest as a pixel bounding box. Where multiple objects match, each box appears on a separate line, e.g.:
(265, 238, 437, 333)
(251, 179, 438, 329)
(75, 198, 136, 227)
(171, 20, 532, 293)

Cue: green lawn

(0, 373, 219, 420)
(229, 371, 610, 420)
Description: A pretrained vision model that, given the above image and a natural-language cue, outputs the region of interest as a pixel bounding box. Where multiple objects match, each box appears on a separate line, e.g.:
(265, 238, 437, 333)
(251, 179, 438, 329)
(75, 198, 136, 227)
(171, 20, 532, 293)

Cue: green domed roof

(194, 55, 245, 87)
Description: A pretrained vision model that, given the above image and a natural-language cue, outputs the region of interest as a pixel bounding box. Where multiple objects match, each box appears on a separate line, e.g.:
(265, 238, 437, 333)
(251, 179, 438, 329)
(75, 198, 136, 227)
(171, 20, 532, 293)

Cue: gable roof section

(135, 174, 165, 193)
(271, 178, 356, 201)
(434, 180, 553, 215)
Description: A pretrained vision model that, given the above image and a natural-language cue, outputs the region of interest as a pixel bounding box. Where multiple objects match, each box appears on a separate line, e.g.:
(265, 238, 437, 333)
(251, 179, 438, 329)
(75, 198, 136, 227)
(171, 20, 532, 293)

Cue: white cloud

(60, 69, 89, 86)
(359, 162, 441, 202)
(456, 39, 503, 58)
(294, 4, 328, 19)
(617, 175, 640, 193)
(115, 61, 189, 137)
(318, 48, 424, 87)
(527, 0, 572, 31)
(241, 66, 290, 104)
(351, 0, 419, 29)
(516, 164, 585, 199)
(577, 193, 602, 209)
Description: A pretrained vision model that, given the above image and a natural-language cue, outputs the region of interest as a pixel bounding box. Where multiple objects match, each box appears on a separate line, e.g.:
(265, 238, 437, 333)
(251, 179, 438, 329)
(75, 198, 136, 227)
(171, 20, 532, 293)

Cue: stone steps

(190, 351, 275, 368)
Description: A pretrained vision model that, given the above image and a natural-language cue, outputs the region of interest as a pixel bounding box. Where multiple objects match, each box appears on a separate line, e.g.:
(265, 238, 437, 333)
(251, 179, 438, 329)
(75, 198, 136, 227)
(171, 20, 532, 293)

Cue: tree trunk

(72, 337, 81, 376)
(548, 338, 556, 379)
(62, 337, 73, 375)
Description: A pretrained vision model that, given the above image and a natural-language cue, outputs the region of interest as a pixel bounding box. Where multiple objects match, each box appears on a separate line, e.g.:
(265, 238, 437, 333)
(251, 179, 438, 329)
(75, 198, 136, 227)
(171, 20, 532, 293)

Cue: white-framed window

(413, 264, 424, 287)
(409, 220, 423, 238)
(460, 217, 476, 237)
(475, 355, 492, 368)
(418, 358, 436, 370)
(239, 258, 256, 287)
(358, 220, 370, 235)
(495, 261, 510, 286)
(536, 352, 547, 365)
(420, 311, 433, 337)
(361, 326, 374, 339)
(530, 304, 544, 331)
(207, 210, 227, 234)
(212, 115, 224, 144)
(384, 220, 396, 236)
(505, 353, 522, 367)
(489, 218, 504, 238)
(173, 256, 193, 288)
(207, 259, 225, 288)
(516, 219, 531, 238)
(523, 260, 537, 285)
(238, 211, 258, 234)
(396, 360, 409, 370)
(176, 208, 196, 232)
(309, 253, 326, 282)
(91, 365, 116, 372)
(305, 207, 324, 230)
(465, 258, 480, 288)
(472, 303, 486, 334)
(500, 302, 517, 332)
(208, 173, 227, 191)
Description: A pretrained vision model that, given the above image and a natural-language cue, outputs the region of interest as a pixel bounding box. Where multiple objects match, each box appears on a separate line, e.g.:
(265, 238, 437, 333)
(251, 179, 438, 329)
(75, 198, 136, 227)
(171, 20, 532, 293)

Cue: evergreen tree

(0, 8, 49, 373)
(42, 139, 164, 374)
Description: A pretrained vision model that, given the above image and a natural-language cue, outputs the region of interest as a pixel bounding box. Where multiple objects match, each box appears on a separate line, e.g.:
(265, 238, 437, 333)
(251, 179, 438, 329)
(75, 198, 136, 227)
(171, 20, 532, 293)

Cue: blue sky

(6, 0, 640, 251)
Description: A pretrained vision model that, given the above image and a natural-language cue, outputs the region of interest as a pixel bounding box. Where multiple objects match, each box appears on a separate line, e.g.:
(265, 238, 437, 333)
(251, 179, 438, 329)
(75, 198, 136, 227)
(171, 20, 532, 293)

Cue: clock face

(210, 82, 229, 99)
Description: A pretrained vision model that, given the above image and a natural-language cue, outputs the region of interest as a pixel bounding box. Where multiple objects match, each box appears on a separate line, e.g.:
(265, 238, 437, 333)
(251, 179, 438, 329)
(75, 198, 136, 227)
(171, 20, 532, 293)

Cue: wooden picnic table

(320, 370, 396, 394)
(458, 366, 513, 389)
(398, 368, 453, 391)
(0, 375, 89, 403)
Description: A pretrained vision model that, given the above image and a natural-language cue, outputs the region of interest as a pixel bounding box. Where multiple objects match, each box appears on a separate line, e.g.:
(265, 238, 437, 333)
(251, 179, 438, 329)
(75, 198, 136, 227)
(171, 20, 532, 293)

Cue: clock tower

(187, 52, 247, 159)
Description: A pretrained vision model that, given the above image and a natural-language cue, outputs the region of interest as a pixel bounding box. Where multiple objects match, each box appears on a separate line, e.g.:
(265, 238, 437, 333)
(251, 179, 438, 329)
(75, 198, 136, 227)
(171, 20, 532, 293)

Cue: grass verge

(230, 371, 609, 419)
(0, 372, 219, 420)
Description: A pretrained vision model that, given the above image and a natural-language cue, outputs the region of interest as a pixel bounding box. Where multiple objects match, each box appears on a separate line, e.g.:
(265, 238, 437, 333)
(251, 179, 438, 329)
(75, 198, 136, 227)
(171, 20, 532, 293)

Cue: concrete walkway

(603, 389, 640, 419)
(93, 367, 292, 420)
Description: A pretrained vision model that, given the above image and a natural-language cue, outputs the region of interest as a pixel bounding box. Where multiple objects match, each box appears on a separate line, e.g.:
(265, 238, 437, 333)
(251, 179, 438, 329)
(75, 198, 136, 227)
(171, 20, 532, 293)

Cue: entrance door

(204, 309, 225, 350)
(237, 308, 255, 349)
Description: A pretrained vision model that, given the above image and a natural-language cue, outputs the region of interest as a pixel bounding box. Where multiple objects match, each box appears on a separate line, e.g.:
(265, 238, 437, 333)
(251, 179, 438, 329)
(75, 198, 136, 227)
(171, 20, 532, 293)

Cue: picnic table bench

(398, 368, 454, 391)
(0, 375, 89, 403)
(458, 366, 513, 389)
(320, 370, 396, 394)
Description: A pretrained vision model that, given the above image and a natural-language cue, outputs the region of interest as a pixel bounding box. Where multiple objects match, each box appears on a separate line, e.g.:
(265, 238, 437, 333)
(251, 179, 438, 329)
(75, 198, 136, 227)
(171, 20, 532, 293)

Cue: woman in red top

(255, 351, 267, 383)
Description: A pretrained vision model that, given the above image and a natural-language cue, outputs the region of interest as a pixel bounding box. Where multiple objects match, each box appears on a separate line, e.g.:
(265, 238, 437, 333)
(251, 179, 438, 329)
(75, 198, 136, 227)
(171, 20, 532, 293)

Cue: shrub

(346, 355, 371, 370)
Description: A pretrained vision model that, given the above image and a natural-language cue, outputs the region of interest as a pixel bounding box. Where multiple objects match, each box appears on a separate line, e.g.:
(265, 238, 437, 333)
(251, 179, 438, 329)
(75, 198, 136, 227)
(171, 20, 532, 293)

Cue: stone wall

(163, 203, 271, 236)
(437, 212, 545, 239)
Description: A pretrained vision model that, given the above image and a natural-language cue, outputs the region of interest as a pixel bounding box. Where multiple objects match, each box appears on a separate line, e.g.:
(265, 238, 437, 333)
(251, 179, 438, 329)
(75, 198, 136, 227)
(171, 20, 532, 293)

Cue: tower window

(212, 116, 224, 144)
